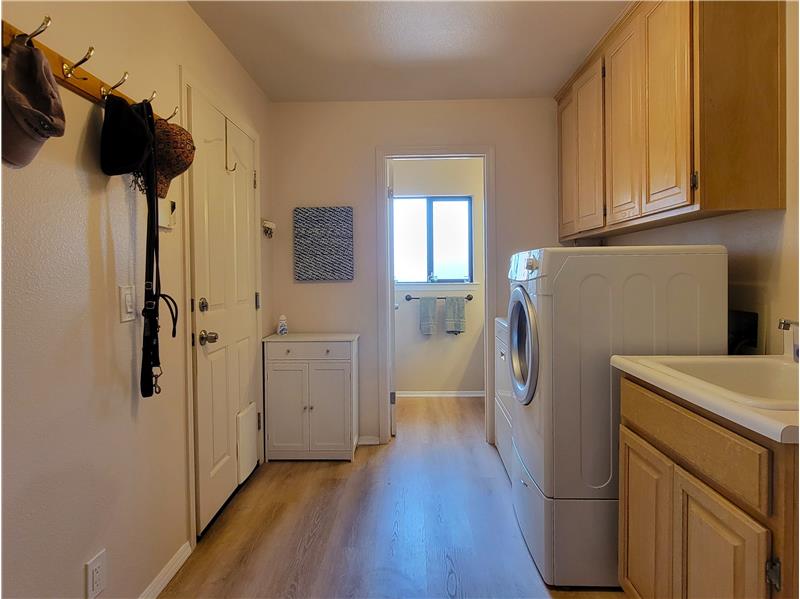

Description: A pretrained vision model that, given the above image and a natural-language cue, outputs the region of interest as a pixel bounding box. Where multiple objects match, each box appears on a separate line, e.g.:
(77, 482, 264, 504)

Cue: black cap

(100, 94, 152, 176)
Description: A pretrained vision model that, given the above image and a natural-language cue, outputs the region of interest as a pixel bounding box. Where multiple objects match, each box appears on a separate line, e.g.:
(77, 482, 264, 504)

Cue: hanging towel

(445, 296, 466, 335)
(419, 297, 437, 336)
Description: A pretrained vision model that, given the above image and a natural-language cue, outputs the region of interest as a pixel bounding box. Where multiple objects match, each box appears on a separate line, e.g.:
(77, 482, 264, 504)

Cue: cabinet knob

(285, 348, 291, 354)
(309, 405, 314, 410)
(303, 405, 308, 411)
(325, 349, 330, 354)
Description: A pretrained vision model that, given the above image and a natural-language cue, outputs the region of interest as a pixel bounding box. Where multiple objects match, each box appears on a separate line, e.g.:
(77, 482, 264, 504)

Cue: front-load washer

(507, 245, 728, 586)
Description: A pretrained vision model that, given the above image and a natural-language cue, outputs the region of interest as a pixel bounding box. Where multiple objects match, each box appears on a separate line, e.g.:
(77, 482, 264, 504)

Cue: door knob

(198, 330, 219, 345)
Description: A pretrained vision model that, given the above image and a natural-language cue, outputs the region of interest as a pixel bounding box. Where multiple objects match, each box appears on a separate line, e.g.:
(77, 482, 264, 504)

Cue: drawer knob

(325, 349, 331, 354)
(285, 349, 291, 354)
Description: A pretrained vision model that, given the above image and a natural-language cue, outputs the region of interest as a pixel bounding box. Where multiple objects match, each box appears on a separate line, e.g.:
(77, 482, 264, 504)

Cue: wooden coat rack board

(2, 17, 176, 121)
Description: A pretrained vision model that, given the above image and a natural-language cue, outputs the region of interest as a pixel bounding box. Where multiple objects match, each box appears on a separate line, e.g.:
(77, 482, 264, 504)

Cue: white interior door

(189, 86, 259, 532)
(225, 119, 259, 481)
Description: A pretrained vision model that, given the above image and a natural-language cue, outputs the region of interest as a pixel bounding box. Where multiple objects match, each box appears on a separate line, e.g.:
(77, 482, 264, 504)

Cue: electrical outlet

(85, 549, 106, 598)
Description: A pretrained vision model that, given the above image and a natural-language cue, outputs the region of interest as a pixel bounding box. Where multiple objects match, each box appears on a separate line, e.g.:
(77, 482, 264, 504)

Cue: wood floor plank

(160, 397, 624, 599)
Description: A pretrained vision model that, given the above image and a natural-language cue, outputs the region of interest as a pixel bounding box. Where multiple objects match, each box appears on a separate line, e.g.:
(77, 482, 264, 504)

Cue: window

(393, 196, 473, 283)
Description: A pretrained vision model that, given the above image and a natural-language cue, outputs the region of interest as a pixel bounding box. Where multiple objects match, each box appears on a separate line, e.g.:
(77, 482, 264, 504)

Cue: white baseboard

(396, 391, 485, 398)
(140, 541, 192, 599)
(358, 435, 380, 445)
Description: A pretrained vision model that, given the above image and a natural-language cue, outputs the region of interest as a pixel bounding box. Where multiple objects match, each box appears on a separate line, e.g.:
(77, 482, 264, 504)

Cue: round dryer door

(508, 285, 539, 405)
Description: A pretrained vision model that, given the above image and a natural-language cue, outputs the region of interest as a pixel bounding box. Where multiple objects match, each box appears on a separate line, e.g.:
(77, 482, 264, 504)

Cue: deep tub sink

(640, 356, 799, 411)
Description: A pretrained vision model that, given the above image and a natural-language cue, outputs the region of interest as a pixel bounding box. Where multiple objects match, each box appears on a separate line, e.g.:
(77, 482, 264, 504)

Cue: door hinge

(191, 332, 195, 347)
(255, 291, 261, 310)
(257, 412, 262, 430)
(766, 558, 781, 591)
(603, 205, 607, 216)
(253, 170, 257, 189)
(691, 171, 699, 190)
(190, 298, 195, 312)
(601, 65, 606, 77)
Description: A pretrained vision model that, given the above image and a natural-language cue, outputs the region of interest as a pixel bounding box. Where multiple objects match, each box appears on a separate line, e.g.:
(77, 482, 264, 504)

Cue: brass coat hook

(62, 46, 95, 79)
(28, 16, 51, 40)
(101, 71, 128, 98)
(143, 90, 157, 103)
(164, 106, 179, 122)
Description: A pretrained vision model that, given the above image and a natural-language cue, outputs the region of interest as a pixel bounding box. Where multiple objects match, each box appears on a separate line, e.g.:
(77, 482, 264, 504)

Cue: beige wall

(2, 3, 270, 597)
(392, 157, 485, 393)
(608, 2, 798, 355)
(266, 98, 557, 437)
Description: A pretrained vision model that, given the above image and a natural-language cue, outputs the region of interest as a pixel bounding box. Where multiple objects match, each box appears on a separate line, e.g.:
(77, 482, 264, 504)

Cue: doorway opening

(386, 156, 488, 436)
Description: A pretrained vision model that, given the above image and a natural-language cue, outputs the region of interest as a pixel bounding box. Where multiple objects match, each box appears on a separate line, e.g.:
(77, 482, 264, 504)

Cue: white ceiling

(190, 1, 628, 102)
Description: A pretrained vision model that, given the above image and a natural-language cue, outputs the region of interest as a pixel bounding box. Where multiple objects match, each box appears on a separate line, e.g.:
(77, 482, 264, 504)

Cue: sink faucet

(778, 319, 799, 362)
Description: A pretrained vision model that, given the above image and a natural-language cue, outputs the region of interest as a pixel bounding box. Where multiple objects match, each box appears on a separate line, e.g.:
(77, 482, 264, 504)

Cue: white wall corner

(139, 541, 192, 599)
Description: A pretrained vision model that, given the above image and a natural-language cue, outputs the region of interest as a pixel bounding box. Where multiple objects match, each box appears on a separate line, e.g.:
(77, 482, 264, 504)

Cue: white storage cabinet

(264, 333, 359, 460)
(494, 318, 513, 479)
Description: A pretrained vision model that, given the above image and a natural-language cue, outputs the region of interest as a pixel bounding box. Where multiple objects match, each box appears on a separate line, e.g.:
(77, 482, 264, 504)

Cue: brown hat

(154, 119, 195, 198)
(2, 35, 65, 168)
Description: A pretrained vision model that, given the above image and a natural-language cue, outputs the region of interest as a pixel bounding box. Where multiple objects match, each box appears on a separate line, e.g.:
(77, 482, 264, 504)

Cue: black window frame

(393, 195, 474, 284)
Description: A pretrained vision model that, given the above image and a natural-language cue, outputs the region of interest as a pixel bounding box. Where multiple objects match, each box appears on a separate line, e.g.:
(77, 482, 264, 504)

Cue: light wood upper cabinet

(556, 0, 785, 242)
(575, 58, 605, 231)
(673, 467, 770, 599)
(619, 426, 673, 599)
(558, 58, 604, 235)
(558, 94, 579, 237)
(605, 15, 645, 225)
(642, 0, 691, 215)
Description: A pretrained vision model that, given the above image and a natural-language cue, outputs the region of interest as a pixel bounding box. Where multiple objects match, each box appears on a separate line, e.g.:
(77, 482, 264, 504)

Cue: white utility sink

(640, 355, 799, 411)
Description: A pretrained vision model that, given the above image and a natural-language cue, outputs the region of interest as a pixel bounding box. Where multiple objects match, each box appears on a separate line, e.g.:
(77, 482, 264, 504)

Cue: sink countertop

(612, 355, 799, 444)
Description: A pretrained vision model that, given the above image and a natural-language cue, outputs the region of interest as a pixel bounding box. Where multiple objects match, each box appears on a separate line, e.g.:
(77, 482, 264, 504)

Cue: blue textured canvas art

(293, 206, 354, 281)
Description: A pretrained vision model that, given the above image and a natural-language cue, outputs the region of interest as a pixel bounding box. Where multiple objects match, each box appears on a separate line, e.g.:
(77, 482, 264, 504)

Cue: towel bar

(404, 294, 473, 302)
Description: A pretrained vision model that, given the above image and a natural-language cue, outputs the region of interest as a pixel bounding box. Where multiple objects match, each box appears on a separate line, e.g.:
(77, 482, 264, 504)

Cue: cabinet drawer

(494, 339, 514, 418)
(267, 341, 351, 361)
(494, 397, 512, 480)
(621, 378, 770, 516)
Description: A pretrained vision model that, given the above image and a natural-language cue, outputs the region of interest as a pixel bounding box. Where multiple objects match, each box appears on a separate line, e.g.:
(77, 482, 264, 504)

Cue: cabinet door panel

(606, 16, 644, 224)
(575, 58, 605, 231)
(619, 426, 673, 599)
(643, 1, 691, 214)
(673, 467, 770, 599)
(309, 362, 351, 452)
(267, 363, 309, 452)
(559, 95, 579, 237)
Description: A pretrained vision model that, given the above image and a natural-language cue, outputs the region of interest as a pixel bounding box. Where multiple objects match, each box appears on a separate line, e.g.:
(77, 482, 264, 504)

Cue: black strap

(136, 101, 178, 397)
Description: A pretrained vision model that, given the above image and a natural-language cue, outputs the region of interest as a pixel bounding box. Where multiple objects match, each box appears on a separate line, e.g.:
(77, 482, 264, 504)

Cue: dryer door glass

(508, 286, 539, 405)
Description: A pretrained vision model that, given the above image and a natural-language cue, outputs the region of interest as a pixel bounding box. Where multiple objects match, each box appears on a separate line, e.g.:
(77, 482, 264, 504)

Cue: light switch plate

(119, 285, 136, 323)
(86, 549, 106, 598)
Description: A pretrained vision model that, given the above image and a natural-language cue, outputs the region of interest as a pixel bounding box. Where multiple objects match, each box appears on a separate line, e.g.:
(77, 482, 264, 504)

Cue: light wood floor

(161, 397, 624, 599)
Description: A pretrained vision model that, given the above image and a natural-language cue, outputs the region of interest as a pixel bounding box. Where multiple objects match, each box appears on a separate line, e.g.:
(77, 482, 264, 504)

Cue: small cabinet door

(619, 426, 674, 599)
(267, 362, 309, 452)
(558, 94, 579, 237)
(673, 466, 771, 599)
(575, 58, 605, 232)
(605, 14, 645, 225)
(308, 362, 351, 452)
(642, 0, 691, 214)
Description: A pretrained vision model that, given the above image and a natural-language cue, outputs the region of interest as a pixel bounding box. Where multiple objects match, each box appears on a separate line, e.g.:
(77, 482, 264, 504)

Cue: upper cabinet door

(605, 15, 645, 225)
(558, 94, 579, 237)
(575, 58, 605, 232)
(643, 1, 691, 215)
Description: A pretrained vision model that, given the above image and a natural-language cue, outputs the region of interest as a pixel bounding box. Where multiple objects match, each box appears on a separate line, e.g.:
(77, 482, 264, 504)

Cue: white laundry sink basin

(640, 356, 798, 411)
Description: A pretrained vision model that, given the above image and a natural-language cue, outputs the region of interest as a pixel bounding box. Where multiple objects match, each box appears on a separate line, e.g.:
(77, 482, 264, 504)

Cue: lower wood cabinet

(620, 425, 770, 599)
(619, 378, 797, 599)
(264, 334, 359, 460)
